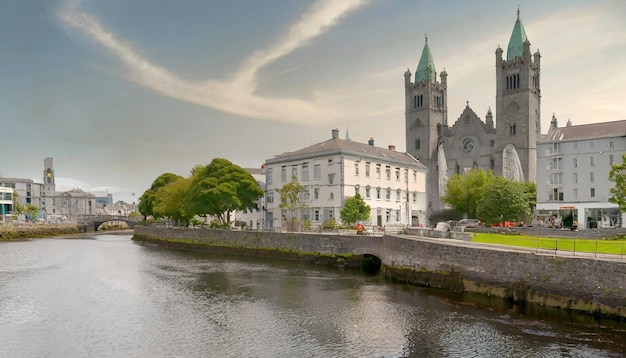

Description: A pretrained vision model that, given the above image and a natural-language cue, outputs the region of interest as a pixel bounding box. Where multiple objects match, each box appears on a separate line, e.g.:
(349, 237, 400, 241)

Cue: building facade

(537, 118, 626, 229)
(265, 129, 427, 231)
(405, 10, 540, 220)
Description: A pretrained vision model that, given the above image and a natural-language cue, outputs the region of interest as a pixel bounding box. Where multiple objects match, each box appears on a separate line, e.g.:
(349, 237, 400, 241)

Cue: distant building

(536, 118, 626, 229)
(0, 185, 13, 220)
(54, 188, 96, 216)
(0, 177, 43, 209)
(264, 129, 427, 231)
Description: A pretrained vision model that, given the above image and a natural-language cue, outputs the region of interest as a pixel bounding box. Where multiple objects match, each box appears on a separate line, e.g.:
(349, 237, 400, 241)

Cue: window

(281, 166, 287, 182)
(266, 168, 273, 185)
(590, 172, 595, 182)
(590, 188, 595, 198)
(395, 168, 400, 180)
(404, 169, 408, 182)
(314, 209, 320, 221)
(365, 186, 371, 198)
(396, 210, 401, 222)
(291, 165, 298, 180)
(506, 73, 520, 90)
(313, 164, 321, 179)
(396, 189, 401, 201)
(355, 161, 360, 176)
(573, 158, 578, 168)
(329, 192, 334, 200)
(376, 187, 381, 199)
(590, 156, 595, 167)
(386, 209, 391, 223)
(415, 138, 420, 150)
(412, 192, 417, 202)
(549, 188, 564, 201)
(573, 188, 578, 200)
(551, 158, 563, 170)
(609, 140, 615, 149)
(412, 171, 417, 182)
(610, 154, 615, 165)
(386, 188, 391, 200)
(327, 159, 333, 166)
(510, 123, 516, 136)
(376, 164, 381, 178)
(328, 173, 335, 185)
(266, 192, 274, 203)
(365, 162, 371, 177)
(355, 185, 360, 196)
(302, 164, 309, 181)
(314, 188, 319, 200)
(573, 173, 578, 184)
(385, 166, 391, 180)
(328, 209, 334, 219)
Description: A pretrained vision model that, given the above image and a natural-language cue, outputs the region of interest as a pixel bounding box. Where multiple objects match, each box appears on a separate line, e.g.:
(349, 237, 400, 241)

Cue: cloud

(58, 0, 368, 124)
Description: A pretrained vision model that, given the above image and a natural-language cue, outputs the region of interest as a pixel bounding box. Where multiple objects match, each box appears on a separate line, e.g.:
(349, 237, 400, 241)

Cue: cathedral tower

(405, 35, 448, 215)
(494, 10, 541, 183)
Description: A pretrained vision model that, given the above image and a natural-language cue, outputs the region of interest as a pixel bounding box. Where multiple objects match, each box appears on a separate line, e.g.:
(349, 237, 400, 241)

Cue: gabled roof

(415, 37, 437, 84)
(507, 10, 528, 60)
(541, 120, 626, 142)
(267, 137, 425, 169)
(449, 104, 492, 135)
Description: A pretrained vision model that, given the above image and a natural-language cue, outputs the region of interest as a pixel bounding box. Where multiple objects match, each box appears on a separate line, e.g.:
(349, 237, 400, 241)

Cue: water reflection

(0, 234, 623, 357)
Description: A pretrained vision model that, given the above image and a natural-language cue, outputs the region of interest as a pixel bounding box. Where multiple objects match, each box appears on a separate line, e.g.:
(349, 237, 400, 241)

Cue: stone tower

(43, 157, 56, 212)
(494, 9, 541, 183)
(405, 35, 448, 214)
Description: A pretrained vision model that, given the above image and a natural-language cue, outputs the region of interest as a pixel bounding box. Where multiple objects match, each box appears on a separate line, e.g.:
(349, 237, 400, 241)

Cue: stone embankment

(133, 226, 626, 320)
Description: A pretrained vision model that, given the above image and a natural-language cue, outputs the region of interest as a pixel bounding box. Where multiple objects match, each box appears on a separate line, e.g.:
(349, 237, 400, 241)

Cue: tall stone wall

(133, 226, 626, 318)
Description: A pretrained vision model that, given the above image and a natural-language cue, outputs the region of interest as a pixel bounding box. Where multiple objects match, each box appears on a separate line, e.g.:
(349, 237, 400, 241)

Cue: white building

(264, 129, 428, 231)
(536, 117, 626, 229)
(232, 167, 265, 230)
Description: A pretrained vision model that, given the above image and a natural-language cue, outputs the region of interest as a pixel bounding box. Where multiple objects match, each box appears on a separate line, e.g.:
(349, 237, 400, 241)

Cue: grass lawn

(471, 233, 626, 255)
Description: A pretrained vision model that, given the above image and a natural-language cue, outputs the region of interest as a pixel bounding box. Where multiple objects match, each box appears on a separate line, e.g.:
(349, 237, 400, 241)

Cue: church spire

(507, 8, 528, 60)
(415, 34, 437, 84)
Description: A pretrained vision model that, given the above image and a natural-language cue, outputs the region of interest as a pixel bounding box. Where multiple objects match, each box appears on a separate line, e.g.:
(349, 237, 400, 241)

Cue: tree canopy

(185, 158, 263, 225)
(609, 153, 626, 213)
(138, 172, 181, 219)
(442, 169, 534, 225)
(153, 176, 192, 225)
(276, 177, 308, 231)
(340, 194, 371, 226)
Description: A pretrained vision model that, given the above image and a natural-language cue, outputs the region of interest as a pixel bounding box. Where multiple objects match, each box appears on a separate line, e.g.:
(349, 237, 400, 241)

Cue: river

(0, 233, 624, 357)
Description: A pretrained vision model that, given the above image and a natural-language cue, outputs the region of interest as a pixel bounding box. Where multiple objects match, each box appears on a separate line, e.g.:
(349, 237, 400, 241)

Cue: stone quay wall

(133, 226, 626, 319)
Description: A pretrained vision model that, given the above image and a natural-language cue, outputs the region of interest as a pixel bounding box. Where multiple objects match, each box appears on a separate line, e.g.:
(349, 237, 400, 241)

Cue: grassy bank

(0, 223, 82, 240)
(471, 233, 626, 255)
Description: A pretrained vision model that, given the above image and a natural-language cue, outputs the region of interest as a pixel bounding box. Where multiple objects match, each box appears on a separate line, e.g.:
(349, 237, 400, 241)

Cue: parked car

(457, 219, 481, 228)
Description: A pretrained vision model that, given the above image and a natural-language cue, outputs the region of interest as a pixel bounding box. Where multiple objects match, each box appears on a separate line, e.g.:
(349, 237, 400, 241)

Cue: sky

(1, 0, 625, 203)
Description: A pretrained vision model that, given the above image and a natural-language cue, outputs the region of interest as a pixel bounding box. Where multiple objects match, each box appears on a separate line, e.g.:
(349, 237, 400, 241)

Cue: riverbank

(133, 226, 626, 321)
(0, 223, 132, 240)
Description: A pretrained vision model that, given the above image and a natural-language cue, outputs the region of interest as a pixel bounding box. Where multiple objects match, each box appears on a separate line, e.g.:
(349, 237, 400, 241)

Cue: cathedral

(405, 10, 541, 220)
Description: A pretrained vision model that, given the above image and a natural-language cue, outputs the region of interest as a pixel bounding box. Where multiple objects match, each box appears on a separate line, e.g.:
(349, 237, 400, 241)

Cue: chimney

(368, 137, 375, 146)
(388, 144, 396, 151)
(331, 128, 339, 139)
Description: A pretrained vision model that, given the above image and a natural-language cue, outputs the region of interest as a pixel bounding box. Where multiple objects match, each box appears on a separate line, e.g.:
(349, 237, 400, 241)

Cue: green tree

(25, 204, 39, 222)
(276, 177, 308, 231)
(340, 194, 371, 226)
(442, 169, 494, 218)
(608, 153, 626, 213)
(138, 172, 181, 219)
(185, 158, 263, 226)
(520, 181, 537, 222)
(476, 176, 531, 225)
(153, 176, 192, 226)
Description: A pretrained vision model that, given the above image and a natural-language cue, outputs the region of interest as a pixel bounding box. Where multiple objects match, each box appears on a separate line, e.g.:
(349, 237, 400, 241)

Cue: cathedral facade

(405, 11, 541, 221)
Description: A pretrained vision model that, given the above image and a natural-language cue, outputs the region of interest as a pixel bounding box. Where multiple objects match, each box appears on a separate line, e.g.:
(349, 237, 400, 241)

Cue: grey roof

(0, 177, 35, 184)
(267, 137, 426, 169)
(541, 120, 626, 142)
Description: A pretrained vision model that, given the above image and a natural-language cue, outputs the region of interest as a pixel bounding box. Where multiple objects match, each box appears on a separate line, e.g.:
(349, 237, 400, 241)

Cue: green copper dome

(507, 10, 528, 60)
(415, 37, 437, 84)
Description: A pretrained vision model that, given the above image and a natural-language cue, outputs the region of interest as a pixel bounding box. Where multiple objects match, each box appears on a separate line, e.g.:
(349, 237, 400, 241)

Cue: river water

(0, 233, 624, 358)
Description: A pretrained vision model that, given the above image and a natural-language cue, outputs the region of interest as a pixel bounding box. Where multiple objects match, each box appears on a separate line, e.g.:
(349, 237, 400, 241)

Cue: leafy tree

(442, 169, 494, 218)
(25, 205, 39, 222)
(153, 176, 192, 225)
(276, 177, 308, 231)
(608, 153, 626, 213)
(185, 158, 263, 226)
(340, 194, 371, 226)
(138, 172, 181, 219)
(520, 181, 537, 222)
(476, 176, 531, 225)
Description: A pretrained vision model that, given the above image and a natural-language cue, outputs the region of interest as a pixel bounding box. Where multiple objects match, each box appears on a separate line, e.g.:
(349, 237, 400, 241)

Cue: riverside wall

(133, 226, 626, 319)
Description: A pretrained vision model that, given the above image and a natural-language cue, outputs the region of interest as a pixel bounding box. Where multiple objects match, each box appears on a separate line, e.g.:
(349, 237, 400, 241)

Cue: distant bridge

(76, 215, 142, 231)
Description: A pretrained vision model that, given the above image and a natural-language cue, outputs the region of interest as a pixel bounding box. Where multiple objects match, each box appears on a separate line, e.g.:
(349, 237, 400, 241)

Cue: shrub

(322, 218, 338, 230)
